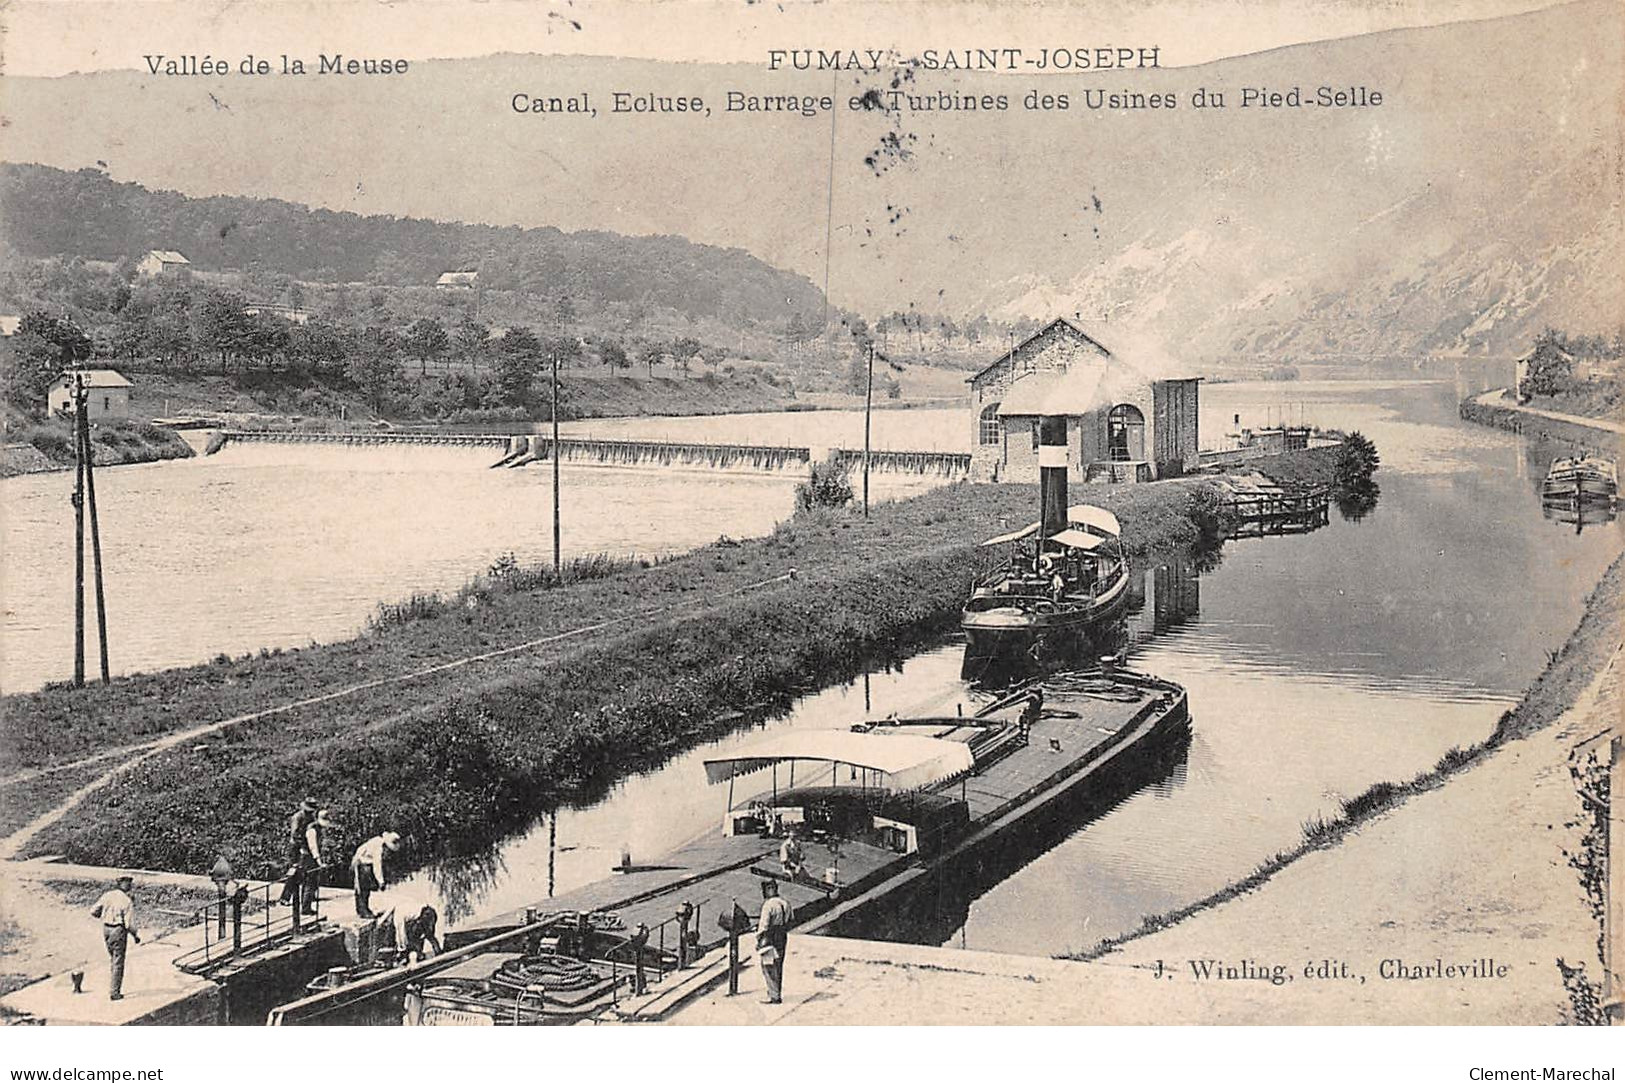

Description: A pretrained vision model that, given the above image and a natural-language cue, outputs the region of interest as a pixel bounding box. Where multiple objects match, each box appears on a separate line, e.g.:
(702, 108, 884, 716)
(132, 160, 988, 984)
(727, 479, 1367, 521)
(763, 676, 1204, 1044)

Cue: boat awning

(704, 730, 976, 792)
(980, 521, 1039, 546)
(1066, 504, 1121, 536)
(1047, 528, 1107, 551)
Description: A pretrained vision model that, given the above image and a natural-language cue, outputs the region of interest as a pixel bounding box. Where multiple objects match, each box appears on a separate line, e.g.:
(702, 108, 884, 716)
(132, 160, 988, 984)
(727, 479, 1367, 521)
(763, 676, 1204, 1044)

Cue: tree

(454, 317, 490, 368)
(406, 317, 450, 377)
(1522, 333, 1575, 398)
(8, 311, 93, 409)
(346, 327, 404, 414)
(495, 326, 542, 405)
(794, 453, 854, 513)
(600, 339, 630, 371)
(671, 336, 702, 374)
(638, 340, 667, 376)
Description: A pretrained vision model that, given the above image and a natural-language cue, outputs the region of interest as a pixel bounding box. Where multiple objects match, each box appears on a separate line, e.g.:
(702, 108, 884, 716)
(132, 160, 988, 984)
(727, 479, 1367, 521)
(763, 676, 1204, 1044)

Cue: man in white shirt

(350, 831, 400, 919)
(755, 878, 792, 1005)
(90, 875, 141, 1001)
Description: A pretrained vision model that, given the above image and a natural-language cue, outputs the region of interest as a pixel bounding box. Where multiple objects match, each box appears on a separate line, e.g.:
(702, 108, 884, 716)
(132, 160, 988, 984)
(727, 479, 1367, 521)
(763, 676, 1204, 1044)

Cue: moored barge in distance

(1540, 455, 1618, 507)
(266, 667, 1188, 1025)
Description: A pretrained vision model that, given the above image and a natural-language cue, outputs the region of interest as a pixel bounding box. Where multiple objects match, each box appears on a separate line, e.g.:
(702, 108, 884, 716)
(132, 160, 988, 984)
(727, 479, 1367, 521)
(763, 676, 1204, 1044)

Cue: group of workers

(277, 796, 402, 920)
(83, 806, 421, 1005)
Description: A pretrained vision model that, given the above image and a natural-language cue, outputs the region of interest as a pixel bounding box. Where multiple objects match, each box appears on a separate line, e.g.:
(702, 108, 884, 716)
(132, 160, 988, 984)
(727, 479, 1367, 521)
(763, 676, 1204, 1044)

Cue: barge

(267, 666, 1189, 1025)
(1540, 455, 1617, 506)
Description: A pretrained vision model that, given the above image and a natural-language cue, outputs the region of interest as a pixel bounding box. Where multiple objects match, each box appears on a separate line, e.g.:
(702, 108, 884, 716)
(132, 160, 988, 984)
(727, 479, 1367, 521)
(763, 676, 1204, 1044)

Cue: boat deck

(464, 673, 1173, 952)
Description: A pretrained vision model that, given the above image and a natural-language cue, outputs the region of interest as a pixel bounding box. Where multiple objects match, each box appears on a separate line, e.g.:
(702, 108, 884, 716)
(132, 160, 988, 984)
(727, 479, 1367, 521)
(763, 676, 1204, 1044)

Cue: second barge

(267, 666, 1189, 1025)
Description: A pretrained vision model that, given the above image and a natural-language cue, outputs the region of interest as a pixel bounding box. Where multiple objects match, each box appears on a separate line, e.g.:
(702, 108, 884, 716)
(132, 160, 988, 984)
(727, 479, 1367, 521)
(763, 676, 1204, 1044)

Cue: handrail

(604, 900, 702, 1006)
(174, 865, 329, 974)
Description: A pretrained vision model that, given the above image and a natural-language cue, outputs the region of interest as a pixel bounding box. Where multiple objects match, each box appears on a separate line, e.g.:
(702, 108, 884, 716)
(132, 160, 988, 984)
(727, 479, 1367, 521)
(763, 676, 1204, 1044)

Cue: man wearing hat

(90, 875, 141, 1001)
(279, 797, 319, 907)
(350, 831, 401, 919)
(298, 808, 338, 915)
(755, 878, 792, 1005)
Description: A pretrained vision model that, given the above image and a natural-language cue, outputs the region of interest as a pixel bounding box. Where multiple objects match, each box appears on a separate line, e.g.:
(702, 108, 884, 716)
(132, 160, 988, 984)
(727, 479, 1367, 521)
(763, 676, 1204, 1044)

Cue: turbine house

(969, 318, 1200, 483)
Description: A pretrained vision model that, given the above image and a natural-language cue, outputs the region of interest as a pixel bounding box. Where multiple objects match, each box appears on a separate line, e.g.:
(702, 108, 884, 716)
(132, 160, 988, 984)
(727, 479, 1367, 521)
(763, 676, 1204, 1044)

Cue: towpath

(0, 570, 798, 862)
(1474, 388, 1625, 437)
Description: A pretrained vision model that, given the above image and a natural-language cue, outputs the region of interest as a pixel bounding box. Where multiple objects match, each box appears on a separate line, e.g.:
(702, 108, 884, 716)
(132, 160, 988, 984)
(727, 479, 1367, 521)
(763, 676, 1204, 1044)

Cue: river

(5, 373, 1619, 958)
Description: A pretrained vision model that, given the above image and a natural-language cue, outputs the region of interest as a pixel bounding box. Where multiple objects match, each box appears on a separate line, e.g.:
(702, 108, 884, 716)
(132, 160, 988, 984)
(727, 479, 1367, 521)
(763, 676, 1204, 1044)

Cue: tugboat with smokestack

(962, 415, 1130, 666)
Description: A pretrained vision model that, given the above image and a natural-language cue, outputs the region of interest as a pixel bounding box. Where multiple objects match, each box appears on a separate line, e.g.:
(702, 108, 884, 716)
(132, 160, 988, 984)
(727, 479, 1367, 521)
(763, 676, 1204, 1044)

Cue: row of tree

(3, 273, 740, 419)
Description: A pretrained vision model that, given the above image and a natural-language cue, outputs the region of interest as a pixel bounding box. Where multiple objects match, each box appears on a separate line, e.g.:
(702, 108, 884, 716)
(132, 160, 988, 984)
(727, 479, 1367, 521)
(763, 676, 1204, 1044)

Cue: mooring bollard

(631, 923, 649, 996)
(231, 892, 244, 955)
(675, 902, 693, 970)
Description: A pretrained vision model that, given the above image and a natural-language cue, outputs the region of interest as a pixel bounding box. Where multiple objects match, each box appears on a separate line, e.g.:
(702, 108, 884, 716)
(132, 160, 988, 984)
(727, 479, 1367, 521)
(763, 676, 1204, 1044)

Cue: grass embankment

(1460, 393, 1621, 450)
(3, 478, 1227, 878)
(1, 416, 194, 478)
(1246, 445, 1340, 490)
(1071, 548, 1625, 961)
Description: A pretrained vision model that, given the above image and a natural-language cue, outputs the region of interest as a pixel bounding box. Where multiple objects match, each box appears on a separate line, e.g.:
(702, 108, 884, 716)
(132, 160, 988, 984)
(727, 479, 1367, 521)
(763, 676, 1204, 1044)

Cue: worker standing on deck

(778, 830, 805, 881)
(279, 796, 318, 907)
(90, 875, 141, 1001)
(299, 808, 336, 915)
(350, 831, 400, 919)
(756, 878, 792, 1005)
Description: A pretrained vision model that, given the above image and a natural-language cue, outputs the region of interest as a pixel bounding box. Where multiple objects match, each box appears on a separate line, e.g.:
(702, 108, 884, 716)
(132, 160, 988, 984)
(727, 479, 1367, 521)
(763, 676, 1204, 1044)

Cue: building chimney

(1038, 415, 1068, 539)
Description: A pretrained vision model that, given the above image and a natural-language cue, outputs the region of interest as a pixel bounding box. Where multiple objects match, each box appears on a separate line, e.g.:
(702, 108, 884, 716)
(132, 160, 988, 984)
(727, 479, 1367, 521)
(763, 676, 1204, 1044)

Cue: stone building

(968, 318, 1200, 483)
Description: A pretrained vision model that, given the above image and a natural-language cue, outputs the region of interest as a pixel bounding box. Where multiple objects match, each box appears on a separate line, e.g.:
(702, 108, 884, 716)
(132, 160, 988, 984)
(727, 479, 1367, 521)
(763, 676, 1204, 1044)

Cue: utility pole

(862, 341, 874, 519)
(72, 374, 86, 689)
(551, 345, 561, 575)
(81, 384, 110, 684)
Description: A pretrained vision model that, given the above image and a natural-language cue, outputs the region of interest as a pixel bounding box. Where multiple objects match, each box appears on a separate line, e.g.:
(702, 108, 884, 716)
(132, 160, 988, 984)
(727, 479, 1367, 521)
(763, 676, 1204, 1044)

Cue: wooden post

(727, 899, 740, 996)
(863, 342, 873, 519)
(81, 402, 110, 684)
(551, 347, 561, 576)
(72, 376, 86, 689)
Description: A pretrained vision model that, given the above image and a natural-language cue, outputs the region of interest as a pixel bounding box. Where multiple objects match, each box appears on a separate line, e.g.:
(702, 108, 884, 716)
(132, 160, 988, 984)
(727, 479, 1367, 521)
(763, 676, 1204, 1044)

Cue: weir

(514, 435, 811, 472)
(206, 428, 967, 476)
(831, 447, 972, 478)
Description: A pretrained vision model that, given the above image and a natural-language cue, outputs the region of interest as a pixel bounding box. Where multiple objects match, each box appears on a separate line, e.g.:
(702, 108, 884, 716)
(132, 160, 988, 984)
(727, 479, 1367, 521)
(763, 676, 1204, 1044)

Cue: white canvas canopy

(980, 521, 1040, 547)
(1067, 504, 1121, 537)
(1047, 528, 1107, 551)
(704, 730, 975, 793)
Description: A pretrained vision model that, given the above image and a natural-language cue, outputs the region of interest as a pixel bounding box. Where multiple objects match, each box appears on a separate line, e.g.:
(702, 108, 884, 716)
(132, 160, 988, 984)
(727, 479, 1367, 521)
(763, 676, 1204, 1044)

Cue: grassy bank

(1460, 392, 1621, 453)
(2, 416, 195, 478)
(1071, 547, 1625, 961)
(4, 477, 1228, 876)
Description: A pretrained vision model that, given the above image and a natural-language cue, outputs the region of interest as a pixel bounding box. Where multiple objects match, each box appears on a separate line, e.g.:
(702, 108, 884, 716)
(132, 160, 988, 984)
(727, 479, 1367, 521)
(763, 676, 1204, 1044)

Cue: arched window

(979, 403, 1003, 445)
(1107, 404, 1146, 462)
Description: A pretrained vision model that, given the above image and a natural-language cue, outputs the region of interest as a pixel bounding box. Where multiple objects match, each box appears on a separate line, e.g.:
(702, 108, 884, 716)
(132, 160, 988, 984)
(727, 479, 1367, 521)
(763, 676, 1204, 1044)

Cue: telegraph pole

(862, 341, 874, 519)
(80, 383, 110, 684)
(551, 345, 562, 575)
(72, 374, 86, 688)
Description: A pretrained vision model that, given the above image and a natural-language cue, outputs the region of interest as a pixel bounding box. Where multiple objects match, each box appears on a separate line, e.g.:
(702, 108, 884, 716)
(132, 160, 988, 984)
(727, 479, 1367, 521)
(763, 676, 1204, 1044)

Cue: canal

(378, 374, 1621, 956)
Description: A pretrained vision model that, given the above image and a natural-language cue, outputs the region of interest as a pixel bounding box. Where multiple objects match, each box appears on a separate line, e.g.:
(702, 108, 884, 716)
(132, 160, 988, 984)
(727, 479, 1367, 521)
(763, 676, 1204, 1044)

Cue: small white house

(435, 270, 479, 289)
(48, 370, 133, 420)
(136, 250, 191, 278)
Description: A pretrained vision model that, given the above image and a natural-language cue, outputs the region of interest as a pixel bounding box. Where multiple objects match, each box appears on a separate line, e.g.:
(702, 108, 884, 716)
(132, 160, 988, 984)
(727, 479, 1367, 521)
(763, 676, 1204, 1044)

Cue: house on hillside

(136, 250, 191, 278)
(243, 301, 311, 325)
(0, 315, 20, 338)
(47, 370, 133, 420)
(435, 270, 479, 290)
(969, 318, 1201, 483)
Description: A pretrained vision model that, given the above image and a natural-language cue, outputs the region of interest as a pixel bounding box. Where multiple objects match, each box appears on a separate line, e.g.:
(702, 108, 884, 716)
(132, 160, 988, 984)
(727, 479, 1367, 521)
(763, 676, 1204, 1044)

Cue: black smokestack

(1039, 415, 1068, 538)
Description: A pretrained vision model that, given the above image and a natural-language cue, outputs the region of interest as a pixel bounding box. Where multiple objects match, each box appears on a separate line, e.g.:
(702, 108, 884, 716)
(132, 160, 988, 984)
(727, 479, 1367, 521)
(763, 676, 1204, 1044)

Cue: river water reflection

(384, 375, 1622, 955)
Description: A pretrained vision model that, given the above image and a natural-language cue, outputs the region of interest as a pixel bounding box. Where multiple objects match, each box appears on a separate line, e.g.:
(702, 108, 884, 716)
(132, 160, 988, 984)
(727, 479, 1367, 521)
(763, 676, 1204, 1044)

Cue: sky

(1, 0, 1573, 78)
